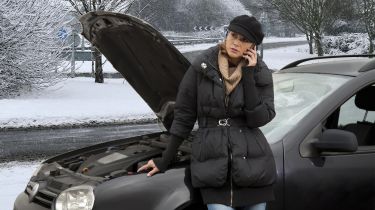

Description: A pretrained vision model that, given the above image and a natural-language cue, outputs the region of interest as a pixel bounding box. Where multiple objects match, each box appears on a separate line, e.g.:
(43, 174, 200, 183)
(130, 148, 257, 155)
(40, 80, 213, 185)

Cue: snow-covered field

(263, 43, 312, 69)
(0, 77, 155, 129)
(0, 44, 311, 130)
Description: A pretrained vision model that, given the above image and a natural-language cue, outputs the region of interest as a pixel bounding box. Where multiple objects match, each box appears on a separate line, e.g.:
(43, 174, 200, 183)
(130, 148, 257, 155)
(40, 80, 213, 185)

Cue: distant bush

(323, 33, 372, 55)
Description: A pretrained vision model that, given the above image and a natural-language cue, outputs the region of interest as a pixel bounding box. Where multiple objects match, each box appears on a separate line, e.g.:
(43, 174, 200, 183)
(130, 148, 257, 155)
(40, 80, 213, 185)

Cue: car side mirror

(311, 129, 358, 152)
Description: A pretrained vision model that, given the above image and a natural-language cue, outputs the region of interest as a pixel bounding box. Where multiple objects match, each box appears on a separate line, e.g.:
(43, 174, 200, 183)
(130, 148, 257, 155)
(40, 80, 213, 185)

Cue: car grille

(25, 181, 58, 208)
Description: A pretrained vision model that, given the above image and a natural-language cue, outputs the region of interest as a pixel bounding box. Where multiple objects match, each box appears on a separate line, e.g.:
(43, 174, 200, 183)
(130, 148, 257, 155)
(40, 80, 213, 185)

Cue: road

(0, 123, 161, 162)
(183, 40, 307, 63)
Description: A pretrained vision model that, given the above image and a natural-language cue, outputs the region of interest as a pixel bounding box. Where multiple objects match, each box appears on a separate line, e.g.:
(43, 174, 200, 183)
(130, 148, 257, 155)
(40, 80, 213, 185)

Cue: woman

(138, 15, 277, 210)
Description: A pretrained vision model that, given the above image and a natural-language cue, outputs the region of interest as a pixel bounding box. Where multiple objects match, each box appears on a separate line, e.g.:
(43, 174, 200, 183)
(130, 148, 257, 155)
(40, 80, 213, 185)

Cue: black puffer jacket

(155, 44, 277, 207)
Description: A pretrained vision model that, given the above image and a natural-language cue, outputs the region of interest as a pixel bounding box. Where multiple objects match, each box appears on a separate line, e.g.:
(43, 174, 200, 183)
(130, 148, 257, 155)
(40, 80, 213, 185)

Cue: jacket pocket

(232, 155, 276, 187)
(232, 128, 277, 187)
(190, 128, 229, 188)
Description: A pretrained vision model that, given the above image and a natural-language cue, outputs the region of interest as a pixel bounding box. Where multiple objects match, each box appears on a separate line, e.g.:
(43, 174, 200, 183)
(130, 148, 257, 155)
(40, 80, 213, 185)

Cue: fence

(62, 36, 223, 62)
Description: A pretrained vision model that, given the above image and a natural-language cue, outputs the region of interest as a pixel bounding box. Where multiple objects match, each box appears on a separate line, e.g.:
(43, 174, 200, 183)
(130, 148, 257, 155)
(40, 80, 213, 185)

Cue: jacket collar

(192, 44, 223, 87)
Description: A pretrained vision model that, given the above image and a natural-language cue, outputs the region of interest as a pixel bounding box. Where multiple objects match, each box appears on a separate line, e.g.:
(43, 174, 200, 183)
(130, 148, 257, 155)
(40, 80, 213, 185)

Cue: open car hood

(79, 12, 191, 131)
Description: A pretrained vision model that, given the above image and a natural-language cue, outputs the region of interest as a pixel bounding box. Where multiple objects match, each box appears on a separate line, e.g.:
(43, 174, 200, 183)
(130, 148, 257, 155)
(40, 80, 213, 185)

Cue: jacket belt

(198, 117, 247, 128)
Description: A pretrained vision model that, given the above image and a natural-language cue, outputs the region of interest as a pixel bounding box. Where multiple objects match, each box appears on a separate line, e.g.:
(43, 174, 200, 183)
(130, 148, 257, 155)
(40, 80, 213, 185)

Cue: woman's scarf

(218, 41, 246, 95)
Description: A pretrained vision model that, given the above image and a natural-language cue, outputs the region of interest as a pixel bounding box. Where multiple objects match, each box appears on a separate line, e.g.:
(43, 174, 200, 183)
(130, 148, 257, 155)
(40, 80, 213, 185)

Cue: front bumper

(13, 192, 49, 210)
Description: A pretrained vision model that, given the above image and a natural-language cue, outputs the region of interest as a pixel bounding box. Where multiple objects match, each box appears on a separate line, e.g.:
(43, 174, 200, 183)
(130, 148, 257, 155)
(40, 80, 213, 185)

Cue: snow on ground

(263, 35, 306, 43)
(0, 160, 43, 210)
(263, 43, 312, 70)
(0, 78, 155, 129)
(0, 43, 310, 129)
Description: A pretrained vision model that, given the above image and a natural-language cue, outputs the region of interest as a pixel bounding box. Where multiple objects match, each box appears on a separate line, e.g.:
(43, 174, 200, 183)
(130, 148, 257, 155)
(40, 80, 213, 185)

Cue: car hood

(79, 11, 191, 131)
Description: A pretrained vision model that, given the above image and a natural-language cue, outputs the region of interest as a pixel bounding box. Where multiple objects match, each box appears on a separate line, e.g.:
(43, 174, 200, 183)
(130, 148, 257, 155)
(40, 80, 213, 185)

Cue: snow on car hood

(79, 11, 191, 131)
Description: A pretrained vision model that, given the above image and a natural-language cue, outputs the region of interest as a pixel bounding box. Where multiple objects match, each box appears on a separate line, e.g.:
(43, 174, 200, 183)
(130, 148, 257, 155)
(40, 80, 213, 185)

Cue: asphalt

(0, 123, 161, 162)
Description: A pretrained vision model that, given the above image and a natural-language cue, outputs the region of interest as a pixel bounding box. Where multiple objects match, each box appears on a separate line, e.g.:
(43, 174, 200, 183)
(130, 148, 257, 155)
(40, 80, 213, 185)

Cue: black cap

(227, 15, 264, 45)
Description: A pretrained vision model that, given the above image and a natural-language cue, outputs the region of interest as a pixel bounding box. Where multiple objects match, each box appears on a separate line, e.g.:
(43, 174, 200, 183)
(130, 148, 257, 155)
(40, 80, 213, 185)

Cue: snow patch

(323, 33, 373, 55)
(0, 160, 43, 210)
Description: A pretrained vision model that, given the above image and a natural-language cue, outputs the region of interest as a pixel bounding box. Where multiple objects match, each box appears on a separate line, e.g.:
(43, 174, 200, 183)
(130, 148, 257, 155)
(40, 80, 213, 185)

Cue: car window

(339, 96, 375, 126)
(261, 73, 350, 144)
(337, 84, 375, 146)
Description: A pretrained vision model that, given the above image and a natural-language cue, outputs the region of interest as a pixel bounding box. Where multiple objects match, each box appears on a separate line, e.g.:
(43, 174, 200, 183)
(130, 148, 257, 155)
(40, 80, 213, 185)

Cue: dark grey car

(14, 12, 375, 210)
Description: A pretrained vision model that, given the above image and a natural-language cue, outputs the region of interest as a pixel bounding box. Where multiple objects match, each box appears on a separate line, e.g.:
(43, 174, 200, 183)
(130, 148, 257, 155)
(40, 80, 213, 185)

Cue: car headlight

(55, 185, 95, 210)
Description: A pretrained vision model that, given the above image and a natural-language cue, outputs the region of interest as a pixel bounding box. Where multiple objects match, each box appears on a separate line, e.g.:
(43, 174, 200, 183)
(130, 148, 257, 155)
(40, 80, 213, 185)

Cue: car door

(283, 81, 375, 210)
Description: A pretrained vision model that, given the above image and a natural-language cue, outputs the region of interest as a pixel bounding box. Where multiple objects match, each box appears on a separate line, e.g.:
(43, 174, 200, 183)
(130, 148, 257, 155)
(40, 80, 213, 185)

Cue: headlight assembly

(55, 185, 95, 210)
(31, 164, 45, 177)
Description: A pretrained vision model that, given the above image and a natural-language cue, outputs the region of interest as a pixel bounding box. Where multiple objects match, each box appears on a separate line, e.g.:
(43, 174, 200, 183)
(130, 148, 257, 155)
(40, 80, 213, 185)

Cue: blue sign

(58, 28, 68, 40)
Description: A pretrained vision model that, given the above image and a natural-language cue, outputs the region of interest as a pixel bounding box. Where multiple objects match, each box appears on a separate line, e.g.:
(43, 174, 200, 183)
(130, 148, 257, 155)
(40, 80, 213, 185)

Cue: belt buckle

(218, 118, 230, 126)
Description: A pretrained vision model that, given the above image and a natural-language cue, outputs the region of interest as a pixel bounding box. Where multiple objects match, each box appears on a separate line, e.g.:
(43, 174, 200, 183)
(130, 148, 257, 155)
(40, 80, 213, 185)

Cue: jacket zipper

(222, 75, 233, 207)
(229, 134, 233, 207)
(207, 60, 233, 206)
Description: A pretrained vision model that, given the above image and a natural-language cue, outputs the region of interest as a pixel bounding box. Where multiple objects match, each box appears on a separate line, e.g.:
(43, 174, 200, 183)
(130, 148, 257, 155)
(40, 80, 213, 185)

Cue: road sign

(193, 25, 214, 31)
(66, 33, 81, 47)
(58, 27, 68, 40)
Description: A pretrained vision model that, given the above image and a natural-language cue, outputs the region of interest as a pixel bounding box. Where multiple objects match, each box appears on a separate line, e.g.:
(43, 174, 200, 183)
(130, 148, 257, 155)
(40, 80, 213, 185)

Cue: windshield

(261, 73, 350, 143)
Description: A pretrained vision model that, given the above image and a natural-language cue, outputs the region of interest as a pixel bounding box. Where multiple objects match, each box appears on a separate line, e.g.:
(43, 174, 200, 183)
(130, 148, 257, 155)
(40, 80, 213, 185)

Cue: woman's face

(225, 31, 255, 60)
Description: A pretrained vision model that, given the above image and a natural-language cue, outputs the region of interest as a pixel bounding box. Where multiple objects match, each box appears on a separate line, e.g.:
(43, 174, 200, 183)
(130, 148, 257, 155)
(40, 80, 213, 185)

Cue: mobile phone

(244, 45, 255, 53)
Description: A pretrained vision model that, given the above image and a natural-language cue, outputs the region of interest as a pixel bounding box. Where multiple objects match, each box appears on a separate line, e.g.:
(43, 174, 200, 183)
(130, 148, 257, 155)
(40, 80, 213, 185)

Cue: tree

(66, 0, 136, 83)
(128, 0, 250, 32)
(269, 0, 341, 56)
(355, 0, 375, 53)
(323, 0, 358, 35)
(240, 0, 300, 37)
(0, 0, 69, 99)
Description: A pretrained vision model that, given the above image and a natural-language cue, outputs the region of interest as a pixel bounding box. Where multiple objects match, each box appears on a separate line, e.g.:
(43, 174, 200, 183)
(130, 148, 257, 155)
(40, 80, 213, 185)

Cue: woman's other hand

(137, 159, 160, 177)
(243, 45, 257, 67)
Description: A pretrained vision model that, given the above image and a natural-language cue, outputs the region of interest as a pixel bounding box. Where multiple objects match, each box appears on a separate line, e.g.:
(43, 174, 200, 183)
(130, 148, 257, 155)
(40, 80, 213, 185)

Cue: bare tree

(269, 0, 340, 56)
(66, 0, 136, 83)
(0, 0, 69, 98)
(356, 0, 375, 53)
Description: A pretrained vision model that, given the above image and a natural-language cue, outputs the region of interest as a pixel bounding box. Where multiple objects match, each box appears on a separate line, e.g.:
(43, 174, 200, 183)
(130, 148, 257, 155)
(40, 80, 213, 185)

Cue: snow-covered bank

(0, 44, 310, 129)
(0, 78, 155, 129)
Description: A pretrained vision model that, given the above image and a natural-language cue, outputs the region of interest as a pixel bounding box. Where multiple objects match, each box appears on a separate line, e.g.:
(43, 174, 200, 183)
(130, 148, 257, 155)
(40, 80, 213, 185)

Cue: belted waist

(198, 117, 247, 128)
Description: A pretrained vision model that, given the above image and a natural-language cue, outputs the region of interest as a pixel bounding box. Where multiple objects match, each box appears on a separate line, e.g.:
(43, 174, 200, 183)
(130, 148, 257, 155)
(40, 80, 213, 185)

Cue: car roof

(279, 55, 375, 77)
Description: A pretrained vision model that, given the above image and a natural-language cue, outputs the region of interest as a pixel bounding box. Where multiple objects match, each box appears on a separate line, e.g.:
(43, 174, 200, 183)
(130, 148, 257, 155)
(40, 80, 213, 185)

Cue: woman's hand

(137, 159, 160, 177)
(243, 45, 257, 67)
